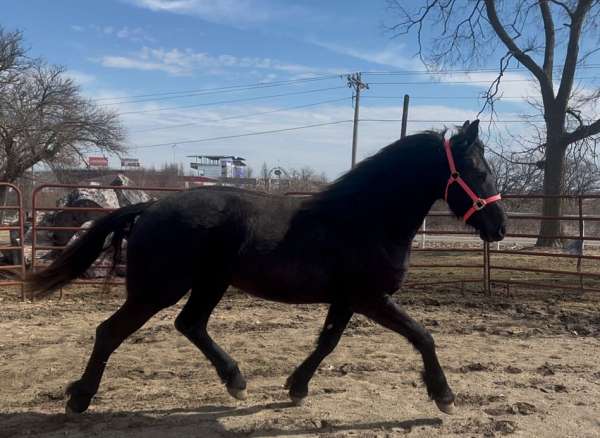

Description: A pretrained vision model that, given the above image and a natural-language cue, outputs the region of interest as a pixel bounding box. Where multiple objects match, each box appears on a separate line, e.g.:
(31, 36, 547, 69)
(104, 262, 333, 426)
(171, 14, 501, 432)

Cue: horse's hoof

(227, 386, 247, 400)
(435, 400, 455, 415)
(289, 395, 305, 406)
(65, 401, 86, 415)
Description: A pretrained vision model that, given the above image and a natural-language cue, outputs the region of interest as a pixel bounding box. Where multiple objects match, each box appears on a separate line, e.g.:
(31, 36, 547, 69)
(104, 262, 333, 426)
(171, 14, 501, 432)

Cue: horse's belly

(232, 260, 330, 304)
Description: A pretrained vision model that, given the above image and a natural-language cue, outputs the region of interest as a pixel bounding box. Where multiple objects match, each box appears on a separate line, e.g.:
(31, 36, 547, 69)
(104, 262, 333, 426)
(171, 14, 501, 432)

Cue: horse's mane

(296, 130, 446, 219)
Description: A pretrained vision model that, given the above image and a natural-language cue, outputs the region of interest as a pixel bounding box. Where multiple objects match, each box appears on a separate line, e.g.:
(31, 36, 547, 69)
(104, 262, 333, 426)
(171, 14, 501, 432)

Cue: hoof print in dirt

(511, 402, 536, 415)
(484, 402, 536, 417)
(494, 419, 517, 434)
(504, 366, 523, 374)
(460, 362, 493, 373)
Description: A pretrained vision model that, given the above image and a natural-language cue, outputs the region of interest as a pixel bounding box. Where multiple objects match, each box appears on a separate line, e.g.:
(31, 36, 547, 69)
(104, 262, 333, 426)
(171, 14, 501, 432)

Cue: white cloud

(115, 26, 156, 42)
(310, 39, 423, 71)
(97, 46, 347, 77)
(100, 55, 184, 75)
(434, 71, 541, 99)
(65, 70, 96, 85)
(78, 25, 156, 43)
(125, 0, 274, 25)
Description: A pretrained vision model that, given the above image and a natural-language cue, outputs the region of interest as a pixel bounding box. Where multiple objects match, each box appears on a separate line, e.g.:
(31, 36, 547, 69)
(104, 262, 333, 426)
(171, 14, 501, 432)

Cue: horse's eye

(476, 171, 487, 181)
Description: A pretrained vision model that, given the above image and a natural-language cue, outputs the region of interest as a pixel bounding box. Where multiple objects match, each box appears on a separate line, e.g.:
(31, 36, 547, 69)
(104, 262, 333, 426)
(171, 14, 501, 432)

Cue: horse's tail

(26, 201, 154, 298)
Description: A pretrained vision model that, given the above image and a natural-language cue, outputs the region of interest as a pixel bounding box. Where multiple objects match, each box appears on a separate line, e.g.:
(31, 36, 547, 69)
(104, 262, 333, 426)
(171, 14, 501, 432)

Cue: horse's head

(444, 120, 507, 242)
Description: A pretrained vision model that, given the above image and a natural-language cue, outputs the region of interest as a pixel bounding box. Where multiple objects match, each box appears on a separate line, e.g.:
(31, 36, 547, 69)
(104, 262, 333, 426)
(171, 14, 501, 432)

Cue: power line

(118, 86, 347, 116)
(131, 120, 353, 150)
(131, 117, 547, 151)
(362, 64, 600, 75)
(368, 77, 597, 85)
(94, 74, 344, 104)
(88, 65, 600, 106)
(364, 95, 535, 100)
(360, 118, 546, 123)
(128, 97, 352, 134)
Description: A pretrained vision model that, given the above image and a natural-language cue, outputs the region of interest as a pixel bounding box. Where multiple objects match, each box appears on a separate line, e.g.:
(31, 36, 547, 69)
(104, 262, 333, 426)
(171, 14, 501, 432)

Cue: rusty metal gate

(0, 183, 25, 298)
(29, 183, 182, 299)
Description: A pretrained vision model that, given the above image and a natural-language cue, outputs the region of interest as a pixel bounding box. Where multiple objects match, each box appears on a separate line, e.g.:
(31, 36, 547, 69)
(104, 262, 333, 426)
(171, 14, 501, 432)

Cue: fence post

(18, 188, 25, 301)
(578, 197, 584, 294)
(421, 217, 427, 248)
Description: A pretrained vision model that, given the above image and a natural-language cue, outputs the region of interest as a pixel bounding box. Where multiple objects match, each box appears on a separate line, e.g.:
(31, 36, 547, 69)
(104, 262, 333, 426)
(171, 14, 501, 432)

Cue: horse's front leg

(285, 304, 352, 404)
(358, 295, 455, 414)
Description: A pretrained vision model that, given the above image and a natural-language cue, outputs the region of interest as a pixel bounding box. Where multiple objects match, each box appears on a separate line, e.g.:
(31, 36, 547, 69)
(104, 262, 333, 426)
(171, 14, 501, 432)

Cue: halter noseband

(444, 138, 501, 222)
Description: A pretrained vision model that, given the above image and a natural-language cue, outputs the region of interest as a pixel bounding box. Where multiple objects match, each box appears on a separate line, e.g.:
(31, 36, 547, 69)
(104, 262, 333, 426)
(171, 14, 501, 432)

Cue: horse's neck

(381, 188, 438, 246)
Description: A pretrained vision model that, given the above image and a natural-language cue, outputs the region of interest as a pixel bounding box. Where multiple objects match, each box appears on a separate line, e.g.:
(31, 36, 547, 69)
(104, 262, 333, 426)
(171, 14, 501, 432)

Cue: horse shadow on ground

(0, 401, 443, 437)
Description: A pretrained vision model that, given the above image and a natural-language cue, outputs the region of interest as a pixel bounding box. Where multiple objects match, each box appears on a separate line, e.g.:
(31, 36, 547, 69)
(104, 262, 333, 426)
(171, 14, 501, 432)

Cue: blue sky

(3, 0, 596, 178)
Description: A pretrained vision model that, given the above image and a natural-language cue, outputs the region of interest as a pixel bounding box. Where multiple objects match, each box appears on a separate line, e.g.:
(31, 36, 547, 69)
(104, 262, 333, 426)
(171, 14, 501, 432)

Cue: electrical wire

(94, 74, 344, 104)
(131, 120, 353, 149)
(118, 86, 347, 116)
(128, 96, 352, 133)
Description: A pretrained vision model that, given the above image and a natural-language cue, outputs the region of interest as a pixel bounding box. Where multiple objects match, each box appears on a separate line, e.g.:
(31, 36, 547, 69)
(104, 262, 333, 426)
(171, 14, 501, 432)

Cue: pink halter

(444, 138, 501, 222)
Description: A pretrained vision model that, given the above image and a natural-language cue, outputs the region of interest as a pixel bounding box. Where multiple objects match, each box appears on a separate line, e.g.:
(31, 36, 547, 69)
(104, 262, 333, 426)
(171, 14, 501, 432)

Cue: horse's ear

(462, 120, 470, 131)
(465, 119, 479, 144)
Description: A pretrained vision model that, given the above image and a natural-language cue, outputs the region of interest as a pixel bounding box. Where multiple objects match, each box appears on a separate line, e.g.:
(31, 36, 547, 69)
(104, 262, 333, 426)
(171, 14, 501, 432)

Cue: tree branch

(555, 0, 593, 116)
(483, 0, 555, 106)
(564, 119, 600, 145)
(539, 0, 555, 81)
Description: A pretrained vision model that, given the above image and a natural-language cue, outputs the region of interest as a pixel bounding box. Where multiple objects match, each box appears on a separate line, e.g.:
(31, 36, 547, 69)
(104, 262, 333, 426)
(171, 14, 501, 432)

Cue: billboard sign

(88, 156, 109, 167)
(121, 158, 140, 167)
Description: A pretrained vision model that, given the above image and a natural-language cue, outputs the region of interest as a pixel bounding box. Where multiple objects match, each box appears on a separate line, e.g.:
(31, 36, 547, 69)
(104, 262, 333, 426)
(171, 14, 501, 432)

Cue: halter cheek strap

(444, 138, 501, 222)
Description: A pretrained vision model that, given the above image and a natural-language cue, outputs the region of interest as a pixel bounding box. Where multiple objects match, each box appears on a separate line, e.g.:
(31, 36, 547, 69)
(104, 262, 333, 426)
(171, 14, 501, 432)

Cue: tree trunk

(536, 137, 567, 247)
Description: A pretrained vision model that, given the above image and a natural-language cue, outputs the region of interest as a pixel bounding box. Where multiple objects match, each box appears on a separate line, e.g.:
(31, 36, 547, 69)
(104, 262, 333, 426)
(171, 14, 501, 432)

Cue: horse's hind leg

(285, 304, 352, 405)
(174, 282, 247, 400)
(359, 295, 455, 415)
(65, 299, 163, 414)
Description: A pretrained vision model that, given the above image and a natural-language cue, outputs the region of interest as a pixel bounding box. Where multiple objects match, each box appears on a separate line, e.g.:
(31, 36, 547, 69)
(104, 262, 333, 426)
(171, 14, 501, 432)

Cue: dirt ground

(0, 284, 599, 438)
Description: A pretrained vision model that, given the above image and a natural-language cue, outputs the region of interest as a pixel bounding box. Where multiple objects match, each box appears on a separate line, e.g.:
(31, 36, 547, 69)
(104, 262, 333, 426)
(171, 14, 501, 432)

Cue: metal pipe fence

(0, 183, 25, 298)
(28, 183, 182, 300)
(1, 186, 600, 299)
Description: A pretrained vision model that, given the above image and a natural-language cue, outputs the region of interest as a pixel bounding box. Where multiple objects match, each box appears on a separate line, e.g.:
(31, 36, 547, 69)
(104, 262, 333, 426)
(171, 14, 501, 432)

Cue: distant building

(188, 155, 247, 179)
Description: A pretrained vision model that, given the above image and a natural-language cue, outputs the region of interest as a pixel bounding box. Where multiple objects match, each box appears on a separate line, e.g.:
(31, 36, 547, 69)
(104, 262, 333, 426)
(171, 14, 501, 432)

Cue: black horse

(29, 120, 506, 415)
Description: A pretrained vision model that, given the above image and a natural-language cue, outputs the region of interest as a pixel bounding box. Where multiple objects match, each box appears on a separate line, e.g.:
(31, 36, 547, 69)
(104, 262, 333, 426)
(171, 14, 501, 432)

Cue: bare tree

(388, 0, 600, 246)
(0, 27, 125, 213)
(490, 148, 600, 195)
(0, 28, 25, 87)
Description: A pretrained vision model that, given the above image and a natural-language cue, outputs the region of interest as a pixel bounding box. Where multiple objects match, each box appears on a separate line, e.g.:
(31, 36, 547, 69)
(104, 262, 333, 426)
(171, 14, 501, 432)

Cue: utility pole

(347, 72, 369, 168)
(401, 94, 410, 139)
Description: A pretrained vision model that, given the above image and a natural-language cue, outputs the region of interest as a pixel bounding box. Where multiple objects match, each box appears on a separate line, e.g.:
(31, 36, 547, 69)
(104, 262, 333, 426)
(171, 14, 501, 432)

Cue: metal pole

(401, 94, 410, 138)
(351, 85, 361, 168)
(421, 217, 426, 248)
(347, 73, 368, 169)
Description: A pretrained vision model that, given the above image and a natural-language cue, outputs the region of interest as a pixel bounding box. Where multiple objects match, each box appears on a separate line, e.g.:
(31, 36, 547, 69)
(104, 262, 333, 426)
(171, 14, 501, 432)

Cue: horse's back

(124, 187, 298, 300)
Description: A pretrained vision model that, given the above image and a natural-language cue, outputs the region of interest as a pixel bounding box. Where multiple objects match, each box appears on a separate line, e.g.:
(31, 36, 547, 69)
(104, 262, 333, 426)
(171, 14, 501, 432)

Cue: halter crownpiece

(443, 138, 501, 222)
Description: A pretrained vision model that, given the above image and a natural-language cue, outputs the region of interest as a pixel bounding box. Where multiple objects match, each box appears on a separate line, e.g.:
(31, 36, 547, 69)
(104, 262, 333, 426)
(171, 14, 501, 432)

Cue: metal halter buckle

(473, 198, 487, 210)
(450, 172, 460, 180)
